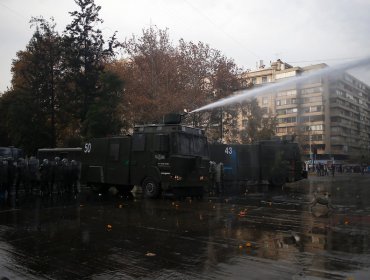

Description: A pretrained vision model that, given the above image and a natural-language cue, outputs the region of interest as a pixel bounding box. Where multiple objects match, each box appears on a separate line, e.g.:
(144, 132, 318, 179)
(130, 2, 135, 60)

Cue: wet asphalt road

(1, 173, 370, 279)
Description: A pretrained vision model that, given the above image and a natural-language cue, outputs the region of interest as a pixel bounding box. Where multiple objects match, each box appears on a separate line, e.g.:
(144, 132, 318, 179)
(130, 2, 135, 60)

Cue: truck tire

(142, 178, 161, 199)
(269, 175, 286, 188)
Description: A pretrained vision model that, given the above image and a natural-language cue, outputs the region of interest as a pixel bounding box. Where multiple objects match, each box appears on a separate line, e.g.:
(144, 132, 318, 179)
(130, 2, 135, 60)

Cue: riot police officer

(208, 161, 217, 195)
(215, 162, 224, 195)
(15, 158, 27, 199)
(70, 160, 80, 196)
(0, 157, 8, 204)
(39, 159, 51, 196)
(61, 158, 71, 194)
(6, 157, 16, 205)
(27, 156, 39, 195)
(52, 157, 63, 195)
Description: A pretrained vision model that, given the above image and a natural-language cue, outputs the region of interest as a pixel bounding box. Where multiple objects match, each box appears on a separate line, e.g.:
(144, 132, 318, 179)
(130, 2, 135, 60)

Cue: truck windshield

(173, 133, 208, 156)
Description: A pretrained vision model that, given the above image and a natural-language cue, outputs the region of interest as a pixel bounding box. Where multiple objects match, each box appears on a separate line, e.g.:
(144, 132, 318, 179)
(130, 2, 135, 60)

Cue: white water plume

(190, 56, 370, 113)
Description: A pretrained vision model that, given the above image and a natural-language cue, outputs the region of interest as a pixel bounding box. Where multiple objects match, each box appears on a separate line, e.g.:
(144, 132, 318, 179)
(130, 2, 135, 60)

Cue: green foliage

(241, 98, 277, 143)
(3, 17, 61, 153)
(1, 0, 123, 153)
(63, 0, 119, 126)
(82, 71, 124, 138)
(0, 90, 51, 154)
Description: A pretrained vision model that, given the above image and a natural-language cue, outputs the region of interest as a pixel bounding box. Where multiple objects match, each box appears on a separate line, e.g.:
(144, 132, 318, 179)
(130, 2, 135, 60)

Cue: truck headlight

(173, 175, 182, 181)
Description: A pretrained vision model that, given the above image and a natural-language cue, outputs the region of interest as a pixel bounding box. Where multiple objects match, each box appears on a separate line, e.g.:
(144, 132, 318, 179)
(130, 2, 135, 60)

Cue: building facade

(241, 60, 370, 160)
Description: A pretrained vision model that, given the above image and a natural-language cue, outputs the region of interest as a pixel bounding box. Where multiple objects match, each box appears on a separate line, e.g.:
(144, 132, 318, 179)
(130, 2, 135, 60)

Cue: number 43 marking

(225, 147, 232, 155)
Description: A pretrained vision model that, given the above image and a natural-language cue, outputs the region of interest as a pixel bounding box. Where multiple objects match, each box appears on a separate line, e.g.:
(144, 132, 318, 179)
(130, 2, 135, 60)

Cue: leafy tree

(118, 26, 244, 141)
(62, 0, 120, 138)
(0, 89, 53, 154)
(82, 70, 124, 138)
(240, 98, 277, 143)
(119, 26, 182, 125)
(2, 0, 123, 151)
(3, 17, 62, 153)
(0, 94, 11, 146)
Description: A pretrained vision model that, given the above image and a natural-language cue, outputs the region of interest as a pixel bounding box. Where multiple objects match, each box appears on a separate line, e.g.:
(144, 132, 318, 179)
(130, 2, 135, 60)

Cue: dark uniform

(70, 160, 80, 196)
(39, 159, 51, 196)
(61, 158, 70, 194)
(27, 157, 39, 195)
(6, 158, 16, 205)
(215, 162, 224, 195)
(15, 158, 27, 199)
(208, 161, 217, 195)
(52, 157, 63, 195)
(0, 157, 8, 204)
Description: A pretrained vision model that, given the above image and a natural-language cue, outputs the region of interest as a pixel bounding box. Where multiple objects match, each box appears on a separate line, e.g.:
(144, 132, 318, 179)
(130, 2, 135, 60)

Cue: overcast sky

(1, 0, 370, 92)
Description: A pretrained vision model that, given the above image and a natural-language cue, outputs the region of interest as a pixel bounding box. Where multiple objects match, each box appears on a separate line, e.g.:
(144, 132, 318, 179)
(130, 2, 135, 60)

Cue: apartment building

(241, 59, 370, 160)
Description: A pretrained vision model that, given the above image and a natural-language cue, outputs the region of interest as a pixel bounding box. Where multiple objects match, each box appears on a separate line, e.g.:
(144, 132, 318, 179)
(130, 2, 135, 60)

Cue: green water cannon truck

(80, 113, 210, 198)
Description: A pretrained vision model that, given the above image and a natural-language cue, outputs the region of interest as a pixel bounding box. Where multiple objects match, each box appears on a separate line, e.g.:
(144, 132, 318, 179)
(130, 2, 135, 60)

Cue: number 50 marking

(84, 143, 92, 153)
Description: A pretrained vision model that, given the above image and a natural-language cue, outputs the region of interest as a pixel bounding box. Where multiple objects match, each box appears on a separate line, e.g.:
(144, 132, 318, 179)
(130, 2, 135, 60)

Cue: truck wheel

(142, 178, 161, 199)
(269, 175, 285, 187)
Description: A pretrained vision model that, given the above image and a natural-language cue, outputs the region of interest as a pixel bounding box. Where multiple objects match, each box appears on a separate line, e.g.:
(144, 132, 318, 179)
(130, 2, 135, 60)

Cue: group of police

(0, 156, 80, 205)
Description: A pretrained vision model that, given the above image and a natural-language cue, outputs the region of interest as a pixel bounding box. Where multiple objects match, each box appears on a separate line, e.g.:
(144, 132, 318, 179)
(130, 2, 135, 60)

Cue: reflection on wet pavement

(1, 174, 370, 279)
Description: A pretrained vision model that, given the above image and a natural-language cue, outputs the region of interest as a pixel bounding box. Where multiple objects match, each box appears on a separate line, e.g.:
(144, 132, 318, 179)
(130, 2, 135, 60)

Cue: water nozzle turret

(163, 113, 183, 124)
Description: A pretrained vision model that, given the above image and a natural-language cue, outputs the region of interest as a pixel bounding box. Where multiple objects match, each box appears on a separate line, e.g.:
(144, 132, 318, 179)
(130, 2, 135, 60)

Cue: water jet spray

(190, 56, 370, 113)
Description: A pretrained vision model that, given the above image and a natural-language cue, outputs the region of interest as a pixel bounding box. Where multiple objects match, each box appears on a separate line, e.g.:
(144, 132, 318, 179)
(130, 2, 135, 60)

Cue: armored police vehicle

(81, 114, 210, 198)
(209, 139, 306, 192)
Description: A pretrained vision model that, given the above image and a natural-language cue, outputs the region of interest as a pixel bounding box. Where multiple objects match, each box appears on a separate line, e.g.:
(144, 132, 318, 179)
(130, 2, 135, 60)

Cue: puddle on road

(0, 174, 370, 279)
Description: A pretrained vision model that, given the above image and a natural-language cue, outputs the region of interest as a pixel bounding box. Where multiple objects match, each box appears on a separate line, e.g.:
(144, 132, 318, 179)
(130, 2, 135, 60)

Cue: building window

(287, 108, 297, 114)
(310, 124, 323, 131)
(287, 126, 296, 133)
(299, 116, 310, 122)
(262, 97, 268, 105)
(278, 117, 297, 123)
(262, 76, 268, 83)
(277, 127, 287, 133)
(311, 134, 323, 141)
(336, 90, 344, 96)
(261, 107, 269, 114)
(310, 105, 322, 112)
(301, 87, 322, 95)
(310, 115, 324, 122)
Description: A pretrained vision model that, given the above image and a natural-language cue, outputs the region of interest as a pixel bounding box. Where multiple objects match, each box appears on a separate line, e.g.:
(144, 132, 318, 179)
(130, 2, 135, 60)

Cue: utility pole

(220, 107, 223, 143)
(309, 125, 313, 166)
